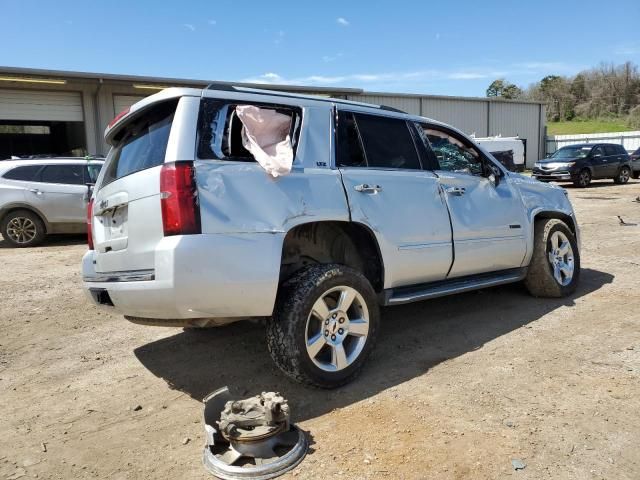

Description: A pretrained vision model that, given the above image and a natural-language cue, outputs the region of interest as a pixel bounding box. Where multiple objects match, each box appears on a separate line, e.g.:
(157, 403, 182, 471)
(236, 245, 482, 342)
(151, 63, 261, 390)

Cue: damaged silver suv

(83, 85, 581, 388)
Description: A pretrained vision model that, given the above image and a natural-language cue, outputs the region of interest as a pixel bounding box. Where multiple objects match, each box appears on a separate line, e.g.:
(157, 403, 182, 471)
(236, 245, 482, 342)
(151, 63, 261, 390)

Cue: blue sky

(1, 0, 639, 96)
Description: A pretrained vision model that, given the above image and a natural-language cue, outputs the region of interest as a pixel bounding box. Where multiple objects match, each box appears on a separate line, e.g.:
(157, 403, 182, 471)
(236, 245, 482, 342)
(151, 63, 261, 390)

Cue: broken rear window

(197, 99, 301, 165)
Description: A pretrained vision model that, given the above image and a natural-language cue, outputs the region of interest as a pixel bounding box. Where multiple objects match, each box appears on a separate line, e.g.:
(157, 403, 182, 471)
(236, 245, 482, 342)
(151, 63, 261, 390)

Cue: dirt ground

(1, 179, 639, 480)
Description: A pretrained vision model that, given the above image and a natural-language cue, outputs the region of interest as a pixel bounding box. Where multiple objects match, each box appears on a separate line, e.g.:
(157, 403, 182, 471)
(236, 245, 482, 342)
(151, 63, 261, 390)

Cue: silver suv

(82, 86, 581, 388)
(0, 158, 103, 247)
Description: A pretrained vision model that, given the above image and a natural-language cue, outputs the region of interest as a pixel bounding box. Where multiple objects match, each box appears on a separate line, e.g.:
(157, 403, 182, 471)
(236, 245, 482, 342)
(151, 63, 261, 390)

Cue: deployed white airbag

(235, 105, 294, 177)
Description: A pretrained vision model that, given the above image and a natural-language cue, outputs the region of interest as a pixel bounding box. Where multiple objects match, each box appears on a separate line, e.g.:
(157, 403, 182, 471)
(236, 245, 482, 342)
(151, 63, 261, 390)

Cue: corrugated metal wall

(0, 89, 84, 122)
(488, 102, 542, 165)
(347, 93, 544, 167)
(353, 94, 421, 115)
(422, 98, 488, 137)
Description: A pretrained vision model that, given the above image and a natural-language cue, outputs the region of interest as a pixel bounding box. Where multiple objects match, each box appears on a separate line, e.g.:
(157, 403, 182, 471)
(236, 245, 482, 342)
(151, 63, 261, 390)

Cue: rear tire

(573, 169, 591, 188)
(524, 219, 580, 298)
(0, 210, 46, 248)
(614, 166, 631, 184)
(267, 264, 380, 388)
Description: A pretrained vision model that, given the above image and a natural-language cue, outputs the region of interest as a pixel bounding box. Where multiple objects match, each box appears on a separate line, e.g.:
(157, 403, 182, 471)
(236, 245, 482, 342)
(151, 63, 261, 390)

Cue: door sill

(383, 267, 527, 306)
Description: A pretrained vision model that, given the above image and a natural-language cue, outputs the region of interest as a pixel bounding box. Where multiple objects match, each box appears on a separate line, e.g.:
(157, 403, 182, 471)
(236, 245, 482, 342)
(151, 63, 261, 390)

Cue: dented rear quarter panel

(195, 104, 349, 235)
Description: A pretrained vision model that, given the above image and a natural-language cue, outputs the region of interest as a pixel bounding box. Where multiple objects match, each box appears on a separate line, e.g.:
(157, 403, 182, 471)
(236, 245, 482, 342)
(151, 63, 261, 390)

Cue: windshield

(551, 146, 592, 159)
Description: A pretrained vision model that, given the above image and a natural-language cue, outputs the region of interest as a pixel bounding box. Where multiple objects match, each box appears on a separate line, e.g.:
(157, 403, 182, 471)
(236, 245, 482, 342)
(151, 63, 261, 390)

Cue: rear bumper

(82, 233, 284, 320)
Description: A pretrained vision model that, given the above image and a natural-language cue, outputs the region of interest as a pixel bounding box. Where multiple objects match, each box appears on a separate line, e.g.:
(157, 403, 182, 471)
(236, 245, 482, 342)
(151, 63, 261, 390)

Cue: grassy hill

(547, 119, 634, 136)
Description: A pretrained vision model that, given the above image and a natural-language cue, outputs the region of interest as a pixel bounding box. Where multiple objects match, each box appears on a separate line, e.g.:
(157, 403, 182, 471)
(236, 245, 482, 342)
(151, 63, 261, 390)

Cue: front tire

(614, 166, 631, 184)
(573, 169, 591, 188)
(267, 264, 380, 388)
(0, 210, 46, 247)
(524, 219, 580, 298)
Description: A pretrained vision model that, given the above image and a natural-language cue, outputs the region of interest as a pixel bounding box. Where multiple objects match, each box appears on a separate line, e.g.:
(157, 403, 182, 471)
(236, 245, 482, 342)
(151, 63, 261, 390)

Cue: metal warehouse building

(0, 66, 546, 167)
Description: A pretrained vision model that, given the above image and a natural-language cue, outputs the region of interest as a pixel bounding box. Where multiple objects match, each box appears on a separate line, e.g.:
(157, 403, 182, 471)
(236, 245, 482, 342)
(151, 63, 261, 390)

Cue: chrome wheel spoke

(337, 288, 357, 312)
(560, 262, 573, 277)
(558, 241, 570, 256)
(348, 319, 368, 337)
(306, 333, 326, 359)
(553, 263, 563, 284)
(331, 344, 348, 370)
(550, 232, 559, 251)
(311, 297, 330, 320)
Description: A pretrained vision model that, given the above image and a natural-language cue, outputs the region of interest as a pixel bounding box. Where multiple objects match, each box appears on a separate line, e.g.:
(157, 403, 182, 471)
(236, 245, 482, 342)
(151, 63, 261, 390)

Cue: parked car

(0, 158, 104, 247)
(630, 147, 640, 179)
(532, 143, 632, 187)
(82, 86, 581, 388)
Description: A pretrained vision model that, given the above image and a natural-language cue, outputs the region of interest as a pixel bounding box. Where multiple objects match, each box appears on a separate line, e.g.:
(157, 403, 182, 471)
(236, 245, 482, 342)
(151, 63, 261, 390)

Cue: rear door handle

(354, 184, 383, 194)
(29, 188, 43, 196)
(445, 186, 466, 196)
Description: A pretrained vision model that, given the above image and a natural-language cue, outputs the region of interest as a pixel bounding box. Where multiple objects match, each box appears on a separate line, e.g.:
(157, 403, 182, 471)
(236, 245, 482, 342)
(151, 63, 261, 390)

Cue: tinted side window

(603, 145, 618, 156)
(420, 125, 483, 175)
(41, 165, 85, 185)
(616, 145, 628, 155)
(86, 164, 102, 183)
(353, 113, 421, 170)
(336, 111, 366, 167)
(3, 165, 41, 181)
(102, 100, 178, 187)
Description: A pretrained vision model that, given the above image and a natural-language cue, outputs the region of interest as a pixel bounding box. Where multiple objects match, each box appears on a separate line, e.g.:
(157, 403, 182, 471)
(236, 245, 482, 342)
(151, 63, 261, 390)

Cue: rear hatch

(91, 98, 182, 273)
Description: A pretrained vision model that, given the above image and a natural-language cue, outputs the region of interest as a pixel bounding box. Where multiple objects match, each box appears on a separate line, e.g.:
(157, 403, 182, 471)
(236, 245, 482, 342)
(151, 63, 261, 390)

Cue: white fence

(546, 131, 640, 154)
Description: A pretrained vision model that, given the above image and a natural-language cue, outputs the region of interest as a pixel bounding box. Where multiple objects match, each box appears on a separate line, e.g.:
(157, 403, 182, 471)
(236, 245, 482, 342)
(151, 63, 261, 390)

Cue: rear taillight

(160, 162, 201, 236)
(87, 199, 94, 250)
(108, 107, 130, 128)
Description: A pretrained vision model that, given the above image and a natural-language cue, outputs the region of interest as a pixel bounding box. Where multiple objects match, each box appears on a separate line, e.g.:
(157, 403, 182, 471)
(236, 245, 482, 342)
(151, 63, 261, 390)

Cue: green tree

(486, 79, 523, 99)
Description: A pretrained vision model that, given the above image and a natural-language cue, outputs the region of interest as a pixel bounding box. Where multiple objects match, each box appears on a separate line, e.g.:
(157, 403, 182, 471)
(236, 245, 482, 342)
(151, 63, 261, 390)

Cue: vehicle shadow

(134, 268, 613, 422)
(0, 234, 86, 249)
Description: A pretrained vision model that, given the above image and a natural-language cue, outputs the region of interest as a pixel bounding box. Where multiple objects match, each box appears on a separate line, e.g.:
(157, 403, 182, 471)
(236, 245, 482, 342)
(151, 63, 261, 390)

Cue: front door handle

(445, 186, 466, 196)
(354, 184, 383, 194)
(29, 188, 43, 196)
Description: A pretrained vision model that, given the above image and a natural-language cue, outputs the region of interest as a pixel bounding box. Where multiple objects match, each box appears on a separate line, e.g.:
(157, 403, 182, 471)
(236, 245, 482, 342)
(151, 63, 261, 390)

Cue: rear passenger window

(101, 100, 178, 187)
(41, 165, 85, 185)
(603, 145, 619, 156)
(197, 99, 301, 161)
(3, 165, 41, 181)
(336, 111, 366, 167)
(352, 113, 421, 170)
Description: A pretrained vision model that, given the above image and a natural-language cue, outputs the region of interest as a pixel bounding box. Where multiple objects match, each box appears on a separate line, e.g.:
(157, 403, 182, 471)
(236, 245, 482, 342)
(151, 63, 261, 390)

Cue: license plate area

(96, 205, 129, 252)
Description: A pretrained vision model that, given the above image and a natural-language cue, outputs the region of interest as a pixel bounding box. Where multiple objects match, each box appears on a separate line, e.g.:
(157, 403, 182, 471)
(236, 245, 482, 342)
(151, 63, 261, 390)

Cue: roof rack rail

(379, 104, 407, 114)
(205, 82, 239, 92)
(203, 83, 410, 115)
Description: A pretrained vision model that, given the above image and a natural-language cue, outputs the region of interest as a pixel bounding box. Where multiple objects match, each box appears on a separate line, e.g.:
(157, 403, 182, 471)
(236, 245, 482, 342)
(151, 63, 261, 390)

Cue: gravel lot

(1, 179, 639, 480)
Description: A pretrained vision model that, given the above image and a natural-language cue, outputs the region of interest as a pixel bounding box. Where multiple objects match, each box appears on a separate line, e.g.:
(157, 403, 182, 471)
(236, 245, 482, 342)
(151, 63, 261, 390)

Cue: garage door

(113, 95, 146, 115)
(0, 89, 83, 121)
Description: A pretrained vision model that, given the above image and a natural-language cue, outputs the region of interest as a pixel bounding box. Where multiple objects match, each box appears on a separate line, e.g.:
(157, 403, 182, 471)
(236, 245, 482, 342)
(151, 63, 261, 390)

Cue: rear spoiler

(104, 87, 201, 145)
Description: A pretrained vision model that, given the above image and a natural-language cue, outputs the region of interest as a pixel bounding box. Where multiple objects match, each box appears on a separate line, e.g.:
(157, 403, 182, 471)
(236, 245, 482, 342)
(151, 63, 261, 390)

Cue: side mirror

(546, 153, 552, 158)
(593, 153, 602, 158)
(487, 164, 502, 187)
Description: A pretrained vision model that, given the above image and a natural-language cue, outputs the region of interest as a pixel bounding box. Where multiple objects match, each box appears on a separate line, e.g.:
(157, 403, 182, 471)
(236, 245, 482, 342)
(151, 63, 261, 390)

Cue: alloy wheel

(547, 231, 575, 286)
(6, 217, 37, 244)
(304, 286, 370, 372)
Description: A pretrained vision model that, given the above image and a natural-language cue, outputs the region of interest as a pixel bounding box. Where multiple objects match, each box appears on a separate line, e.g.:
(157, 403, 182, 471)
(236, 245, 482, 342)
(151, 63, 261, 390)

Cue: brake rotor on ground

(202, 387, 308, 480)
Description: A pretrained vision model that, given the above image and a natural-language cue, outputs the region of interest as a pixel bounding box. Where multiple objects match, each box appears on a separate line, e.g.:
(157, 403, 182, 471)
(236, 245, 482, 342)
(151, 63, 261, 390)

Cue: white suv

(0, 158, 103, 247)
(83, 86, 581, 388)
